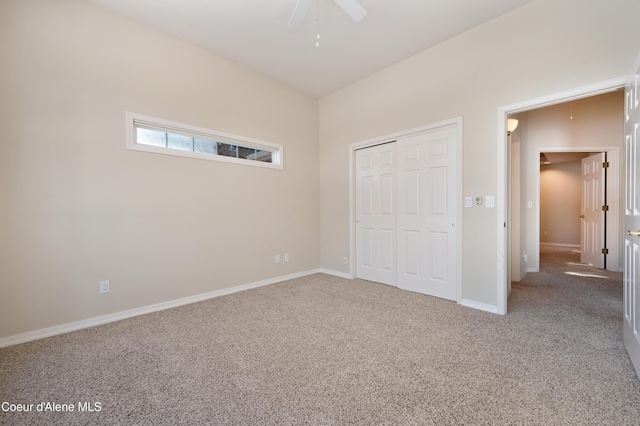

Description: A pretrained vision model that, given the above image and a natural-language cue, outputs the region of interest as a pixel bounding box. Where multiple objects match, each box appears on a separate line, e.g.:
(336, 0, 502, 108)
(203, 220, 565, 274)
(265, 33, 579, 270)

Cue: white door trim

(497, 76, 628, 315)
(349, 117, 463, 304)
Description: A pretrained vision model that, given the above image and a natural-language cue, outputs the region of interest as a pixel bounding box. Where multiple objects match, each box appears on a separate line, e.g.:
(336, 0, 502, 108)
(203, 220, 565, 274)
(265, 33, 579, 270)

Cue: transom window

(126, 112, 283, 169)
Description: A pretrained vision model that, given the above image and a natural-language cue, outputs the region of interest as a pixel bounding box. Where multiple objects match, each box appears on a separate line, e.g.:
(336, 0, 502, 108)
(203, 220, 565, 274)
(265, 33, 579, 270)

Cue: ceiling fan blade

(288, 0, 313, 31)
(333, 0, 367, 22)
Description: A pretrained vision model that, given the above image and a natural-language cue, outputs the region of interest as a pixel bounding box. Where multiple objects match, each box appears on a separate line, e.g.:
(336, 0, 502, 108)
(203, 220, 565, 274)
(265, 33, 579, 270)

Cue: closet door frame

(348, 117, 463, 304)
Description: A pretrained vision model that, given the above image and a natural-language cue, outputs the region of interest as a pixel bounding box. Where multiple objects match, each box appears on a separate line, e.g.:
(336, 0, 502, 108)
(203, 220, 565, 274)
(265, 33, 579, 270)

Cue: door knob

(628, 230, 640, 237)
(579, 215, 585, 218)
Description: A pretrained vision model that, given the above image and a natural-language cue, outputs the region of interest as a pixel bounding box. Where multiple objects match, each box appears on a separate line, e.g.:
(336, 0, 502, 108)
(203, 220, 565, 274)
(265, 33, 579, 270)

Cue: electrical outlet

(343, 257, 348, 265)
(275, 255, 280, 264)
(99, 280, 110, 294)
(284, 253, 289, 262)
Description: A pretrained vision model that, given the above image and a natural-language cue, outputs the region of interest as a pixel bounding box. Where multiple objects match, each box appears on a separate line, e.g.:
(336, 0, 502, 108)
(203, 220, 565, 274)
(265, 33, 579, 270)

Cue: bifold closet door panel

(355, 142, 397, 286)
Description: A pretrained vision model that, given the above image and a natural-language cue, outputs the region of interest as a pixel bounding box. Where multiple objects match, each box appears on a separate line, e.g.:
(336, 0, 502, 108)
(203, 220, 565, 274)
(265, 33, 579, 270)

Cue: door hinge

(602, 205, 609, 211)
(603, 161, 610, 168)
(602, 248, 609, 254)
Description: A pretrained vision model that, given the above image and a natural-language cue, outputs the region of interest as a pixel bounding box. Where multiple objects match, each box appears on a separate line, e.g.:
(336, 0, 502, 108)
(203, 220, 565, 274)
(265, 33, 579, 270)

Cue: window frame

(126, 112, 283, 170)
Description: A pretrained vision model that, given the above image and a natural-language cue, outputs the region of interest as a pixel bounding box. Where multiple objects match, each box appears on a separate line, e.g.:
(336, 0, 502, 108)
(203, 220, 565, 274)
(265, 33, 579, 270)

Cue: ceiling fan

(287, 0, 367, 31)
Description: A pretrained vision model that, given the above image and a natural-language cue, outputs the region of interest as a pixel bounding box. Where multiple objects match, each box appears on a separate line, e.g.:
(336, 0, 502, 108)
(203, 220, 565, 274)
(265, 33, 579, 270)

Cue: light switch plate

(465, 197, 472, 208)
(485, 196, 494, 208)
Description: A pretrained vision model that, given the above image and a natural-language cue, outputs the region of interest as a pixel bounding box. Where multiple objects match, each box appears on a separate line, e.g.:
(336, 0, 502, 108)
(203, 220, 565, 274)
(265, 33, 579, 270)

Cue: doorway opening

(497, 77, 628, 315)
(539, 151, 611, 269)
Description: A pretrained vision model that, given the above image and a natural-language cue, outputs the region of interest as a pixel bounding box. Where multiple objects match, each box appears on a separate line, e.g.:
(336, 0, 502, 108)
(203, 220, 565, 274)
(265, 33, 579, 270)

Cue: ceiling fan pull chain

(316, 0, 320, 47)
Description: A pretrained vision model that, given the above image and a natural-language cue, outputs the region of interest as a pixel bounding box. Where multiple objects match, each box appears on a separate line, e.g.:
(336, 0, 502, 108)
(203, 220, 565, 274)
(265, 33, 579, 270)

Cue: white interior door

(624, 59, 640, 377)
(581, 152, 605, 268)
(396, 127, 458, 301)
(356, 143, 397, 286)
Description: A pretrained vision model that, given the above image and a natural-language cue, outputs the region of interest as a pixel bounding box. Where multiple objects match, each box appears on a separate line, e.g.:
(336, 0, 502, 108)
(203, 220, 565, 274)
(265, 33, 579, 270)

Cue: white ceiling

(89, 0, 533, 98)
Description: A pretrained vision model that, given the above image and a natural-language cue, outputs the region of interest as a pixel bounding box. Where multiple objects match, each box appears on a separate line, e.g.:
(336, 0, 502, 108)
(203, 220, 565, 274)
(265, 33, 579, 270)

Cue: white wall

(540, 161, 582, 246)
(319, 0, 640, 307)
(0, 0, 320, 339)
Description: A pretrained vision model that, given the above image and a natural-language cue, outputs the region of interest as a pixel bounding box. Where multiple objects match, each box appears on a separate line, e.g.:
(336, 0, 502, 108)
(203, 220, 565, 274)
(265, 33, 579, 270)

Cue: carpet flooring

(1, 246, 639, 425)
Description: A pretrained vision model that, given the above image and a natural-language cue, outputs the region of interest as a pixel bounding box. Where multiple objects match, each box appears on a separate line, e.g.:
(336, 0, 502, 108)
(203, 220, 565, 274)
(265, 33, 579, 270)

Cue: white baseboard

(460, 299, 499, 314)
(0, 269, 320, 349)
(540, 242, 581, 248)
(318, 268, 352, 279)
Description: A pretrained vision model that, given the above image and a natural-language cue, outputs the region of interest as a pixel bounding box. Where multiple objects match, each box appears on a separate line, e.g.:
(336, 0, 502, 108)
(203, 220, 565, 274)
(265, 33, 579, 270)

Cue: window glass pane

(168, 133, 193, 151)
(194, 138, 217, 154)
(217, 143, 237, 158)
(255, 150, 273, 163)
(137, 128, 166, 147)
(238, 146, 256, 160)
(129, 113, 281, 168)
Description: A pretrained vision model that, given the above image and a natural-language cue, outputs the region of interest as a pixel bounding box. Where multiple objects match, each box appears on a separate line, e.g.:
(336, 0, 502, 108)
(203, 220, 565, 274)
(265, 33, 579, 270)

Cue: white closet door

(396, 127, 458, 300)
(356, 143, 397, 286)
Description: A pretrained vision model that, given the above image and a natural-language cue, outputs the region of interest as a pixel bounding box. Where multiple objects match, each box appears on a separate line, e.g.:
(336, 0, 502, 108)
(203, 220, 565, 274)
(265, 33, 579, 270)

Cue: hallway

(511, 245, 622, 315)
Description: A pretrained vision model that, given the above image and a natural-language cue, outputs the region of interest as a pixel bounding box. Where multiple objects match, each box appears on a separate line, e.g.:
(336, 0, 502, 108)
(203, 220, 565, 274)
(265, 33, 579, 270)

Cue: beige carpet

(1, 246, 639, 425)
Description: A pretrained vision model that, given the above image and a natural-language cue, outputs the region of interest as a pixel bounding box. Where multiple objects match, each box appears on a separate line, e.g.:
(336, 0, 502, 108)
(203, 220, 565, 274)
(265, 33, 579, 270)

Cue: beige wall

(0, 0, 320, 339)
(540, 162, 582, 246)
(510, 113, 530, 282)
(509, 133, 525, 283)
(319, 0, 640, 306)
